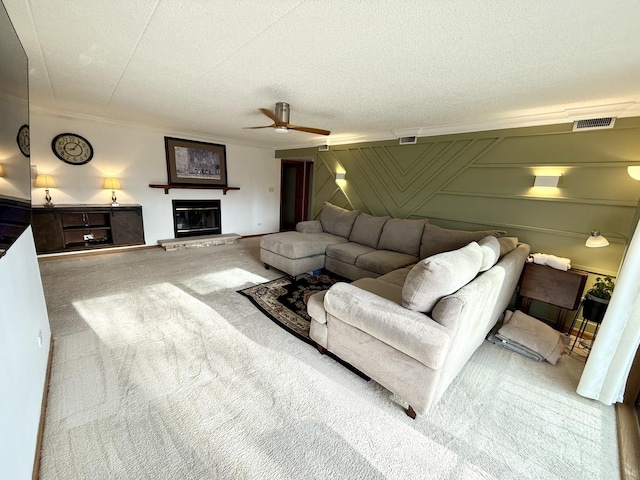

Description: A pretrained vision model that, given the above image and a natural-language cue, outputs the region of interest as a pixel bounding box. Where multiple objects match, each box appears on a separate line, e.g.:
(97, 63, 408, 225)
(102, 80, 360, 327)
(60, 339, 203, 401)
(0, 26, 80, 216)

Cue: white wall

(0, 227, 51, 479)
(29, 111, 282, 243)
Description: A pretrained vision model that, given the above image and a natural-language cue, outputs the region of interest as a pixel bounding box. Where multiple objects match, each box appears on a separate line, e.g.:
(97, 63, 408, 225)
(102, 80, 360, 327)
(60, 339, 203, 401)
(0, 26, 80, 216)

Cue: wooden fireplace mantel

(149, 184, 240, 195)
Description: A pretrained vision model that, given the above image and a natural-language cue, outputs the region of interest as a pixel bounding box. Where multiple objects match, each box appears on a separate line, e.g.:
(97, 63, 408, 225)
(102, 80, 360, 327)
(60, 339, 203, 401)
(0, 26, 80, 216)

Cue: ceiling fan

(244, 102, 330, 136)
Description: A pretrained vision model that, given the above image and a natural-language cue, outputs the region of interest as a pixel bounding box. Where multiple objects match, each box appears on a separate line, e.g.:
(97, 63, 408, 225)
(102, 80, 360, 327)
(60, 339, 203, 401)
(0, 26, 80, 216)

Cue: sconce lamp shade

(628, 166, 640, 181)
(103, 177, 121, 190)
(533, 175, 561, 187)
(335, 172, 346, 181)
(35, 174, 56, 188)
(585, 230, 609, 248)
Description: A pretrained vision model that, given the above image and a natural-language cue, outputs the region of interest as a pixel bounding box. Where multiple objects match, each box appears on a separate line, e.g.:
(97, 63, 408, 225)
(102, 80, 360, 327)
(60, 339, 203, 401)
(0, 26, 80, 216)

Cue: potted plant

(582, 276, 615, 323)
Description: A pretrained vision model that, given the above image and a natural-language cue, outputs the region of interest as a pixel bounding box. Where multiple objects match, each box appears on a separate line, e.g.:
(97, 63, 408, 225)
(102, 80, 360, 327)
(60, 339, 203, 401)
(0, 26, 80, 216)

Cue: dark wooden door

(280, 160, 312, 231)
(111, 207, 145, 245)
(31, 210, 64, 253)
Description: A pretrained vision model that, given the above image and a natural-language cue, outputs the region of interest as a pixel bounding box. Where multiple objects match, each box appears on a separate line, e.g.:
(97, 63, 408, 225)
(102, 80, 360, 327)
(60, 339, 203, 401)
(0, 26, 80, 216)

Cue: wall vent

(318, 144, 329, 151)
(399, 136, 417, 145)
(572, 117, 616, 131)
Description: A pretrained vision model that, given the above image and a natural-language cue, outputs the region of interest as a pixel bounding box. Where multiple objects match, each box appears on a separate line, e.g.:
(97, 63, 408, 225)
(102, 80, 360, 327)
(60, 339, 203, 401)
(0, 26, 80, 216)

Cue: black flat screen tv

(0, 1, 30, 259)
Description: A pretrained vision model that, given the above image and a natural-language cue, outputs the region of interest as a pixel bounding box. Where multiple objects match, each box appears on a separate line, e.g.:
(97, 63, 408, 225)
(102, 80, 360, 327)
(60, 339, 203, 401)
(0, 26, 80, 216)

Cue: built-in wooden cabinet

(32, 205, 145, 254)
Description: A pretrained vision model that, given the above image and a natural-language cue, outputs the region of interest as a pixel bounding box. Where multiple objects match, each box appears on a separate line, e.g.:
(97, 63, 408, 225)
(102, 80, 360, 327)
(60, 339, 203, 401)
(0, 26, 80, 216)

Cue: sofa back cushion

(402, 242, 484, 314)
(419, 223, 506, 259)
(497, 237, 519, 257)
(348, 213, 389, 248)
(377, 218, 426, 255)
(320, 202, 360, 238)
(478, 235, 501, 272)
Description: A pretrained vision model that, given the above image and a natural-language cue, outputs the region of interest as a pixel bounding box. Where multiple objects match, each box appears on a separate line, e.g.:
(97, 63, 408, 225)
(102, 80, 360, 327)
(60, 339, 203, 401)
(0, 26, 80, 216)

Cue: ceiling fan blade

(259, 108, 285, 126)
(243, 124, 275, 129)
(287, 123, 331, 136)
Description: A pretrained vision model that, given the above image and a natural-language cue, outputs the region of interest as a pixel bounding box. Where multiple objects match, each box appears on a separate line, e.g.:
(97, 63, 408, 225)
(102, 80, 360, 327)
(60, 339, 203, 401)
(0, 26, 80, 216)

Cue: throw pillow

(419, 223, 506, 259)
(377, 218, 426, 255)
(349, 213, 390, 248)
(402, 242, 484, 313)
(478, 235, 501, 272)
(320, 202, 360, 238)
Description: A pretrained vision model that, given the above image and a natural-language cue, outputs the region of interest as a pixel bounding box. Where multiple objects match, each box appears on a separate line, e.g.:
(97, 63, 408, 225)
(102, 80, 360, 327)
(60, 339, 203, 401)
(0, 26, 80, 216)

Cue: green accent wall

(277, 117, 640, 276)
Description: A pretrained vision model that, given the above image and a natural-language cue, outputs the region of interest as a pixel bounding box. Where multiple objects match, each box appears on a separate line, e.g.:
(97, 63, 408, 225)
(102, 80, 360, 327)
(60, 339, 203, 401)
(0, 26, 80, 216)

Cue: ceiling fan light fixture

(274, 126, 289, 133)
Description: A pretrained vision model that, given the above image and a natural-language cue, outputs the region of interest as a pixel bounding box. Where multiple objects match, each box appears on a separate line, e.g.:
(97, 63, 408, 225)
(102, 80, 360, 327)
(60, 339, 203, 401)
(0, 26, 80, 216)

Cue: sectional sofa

(260, 202, 530, 417)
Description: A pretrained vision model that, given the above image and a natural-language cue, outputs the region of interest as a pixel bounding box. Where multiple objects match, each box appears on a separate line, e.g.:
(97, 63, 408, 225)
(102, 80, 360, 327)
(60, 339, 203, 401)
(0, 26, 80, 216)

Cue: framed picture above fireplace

(164, 137, 227, 187)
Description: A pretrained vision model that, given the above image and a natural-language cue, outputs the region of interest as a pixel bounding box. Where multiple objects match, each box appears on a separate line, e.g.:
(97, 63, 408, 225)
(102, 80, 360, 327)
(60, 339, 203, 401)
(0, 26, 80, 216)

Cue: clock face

(17, 124, 29, 157)
(52, 133, 94, 165)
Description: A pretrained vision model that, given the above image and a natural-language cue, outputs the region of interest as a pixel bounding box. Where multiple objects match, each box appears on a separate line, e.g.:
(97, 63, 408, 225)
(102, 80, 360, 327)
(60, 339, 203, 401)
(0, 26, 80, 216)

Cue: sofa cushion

(402, 242, 484, 313)
(478, 235, 501, 272)
(498, 237, 519, 257)
(260, 231, 347, 259)
(320, 202, 360, 238)
(352, 277, 403, 305)
(296, 220, 323, 234)
(348, 213, 389, 248)
(355, 250, 418, 275)
(376, 266, 413, 288)
(377, 218, 426, 255)
(325, 242, 376, 265)
(419, 223, 506, 258)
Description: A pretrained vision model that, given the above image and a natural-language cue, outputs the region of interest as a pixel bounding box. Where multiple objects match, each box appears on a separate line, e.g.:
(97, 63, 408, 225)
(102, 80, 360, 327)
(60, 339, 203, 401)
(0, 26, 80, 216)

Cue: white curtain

(577, 219, 640, 404)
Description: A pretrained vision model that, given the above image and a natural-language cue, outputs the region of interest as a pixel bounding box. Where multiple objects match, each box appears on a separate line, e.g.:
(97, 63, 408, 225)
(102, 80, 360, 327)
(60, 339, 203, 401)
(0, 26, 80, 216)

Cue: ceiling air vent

(318, 144, 329, 151)
(399, 136, 417, 145)
(572, 117, 616, 131)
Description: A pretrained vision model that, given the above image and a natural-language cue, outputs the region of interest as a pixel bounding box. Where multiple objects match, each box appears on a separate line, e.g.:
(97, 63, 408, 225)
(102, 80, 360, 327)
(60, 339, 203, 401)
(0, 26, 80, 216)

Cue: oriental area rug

(238, 269, 345, 345)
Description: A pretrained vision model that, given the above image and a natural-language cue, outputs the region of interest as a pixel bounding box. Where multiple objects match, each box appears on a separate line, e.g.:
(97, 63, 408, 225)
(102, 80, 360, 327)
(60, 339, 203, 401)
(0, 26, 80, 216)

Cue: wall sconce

(585, 229, 610, 248)
(533, 175, 561, 187)
(628, 166, 640, 181)
(335, 172, 346, 181)
(34, 174, 56, 207)
(103, 177, 121, 206)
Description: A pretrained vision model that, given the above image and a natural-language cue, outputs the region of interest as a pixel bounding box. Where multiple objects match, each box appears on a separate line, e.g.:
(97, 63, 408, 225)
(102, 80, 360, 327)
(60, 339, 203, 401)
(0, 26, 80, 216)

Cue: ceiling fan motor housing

(275, 102, 290, 123)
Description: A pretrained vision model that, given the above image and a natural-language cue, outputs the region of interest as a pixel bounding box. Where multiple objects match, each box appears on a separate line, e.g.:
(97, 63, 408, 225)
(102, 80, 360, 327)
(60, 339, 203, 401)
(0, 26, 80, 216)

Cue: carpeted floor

(37, 238, 620, 479)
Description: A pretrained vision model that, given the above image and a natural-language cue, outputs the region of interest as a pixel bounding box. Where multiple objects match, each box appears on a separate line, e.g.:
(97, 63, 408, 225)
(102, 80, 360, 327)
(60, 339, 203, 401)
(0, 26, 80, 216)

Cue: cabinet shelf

(149, 184, 240, 195)
(63, 226, 110, 231)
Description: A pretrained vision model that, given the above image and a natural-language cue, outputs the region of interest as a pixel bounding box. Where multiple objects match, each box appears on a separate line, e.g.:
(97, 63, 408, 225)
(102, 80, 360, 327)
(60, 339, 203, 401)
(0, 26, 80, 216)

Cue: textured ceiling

(4, 0, 640, 149)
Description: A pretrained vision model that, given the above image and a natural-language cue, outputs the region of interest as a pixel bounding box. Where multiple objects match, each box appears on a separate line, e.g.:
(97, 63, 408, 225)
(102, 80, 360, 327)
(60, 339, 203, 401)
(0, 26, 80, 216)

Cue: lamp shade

(628, 166, 640, 181)
(103, 177, 121, 190)
(533, 175, 561, 187)
(35, 174, 56, 188)
(585, 230, 609, 248)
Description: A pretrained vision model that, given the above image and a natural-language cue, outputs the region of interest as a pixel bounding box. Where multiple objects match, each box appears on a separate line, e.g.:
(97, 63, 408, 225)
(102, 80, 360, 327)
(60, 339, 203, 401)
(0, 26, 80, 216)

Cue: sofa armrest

(296, 220, 323, 233)
(323, 282, 452, 369)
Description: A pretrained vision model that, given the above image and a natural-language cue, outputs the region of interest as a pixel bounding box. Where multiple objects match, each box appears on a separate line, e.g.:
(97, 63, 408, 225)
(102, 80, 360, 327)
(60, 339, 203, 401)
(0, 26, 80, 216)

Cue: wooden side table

(518, 263, 589, 331)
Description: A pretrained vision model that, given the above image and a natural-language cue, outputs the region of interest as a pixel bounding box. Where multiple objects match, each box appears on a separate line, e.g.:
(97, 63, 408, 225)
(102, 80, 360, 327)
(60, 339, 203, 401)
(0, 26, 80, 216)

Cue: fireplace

(172, 200, 221, 238)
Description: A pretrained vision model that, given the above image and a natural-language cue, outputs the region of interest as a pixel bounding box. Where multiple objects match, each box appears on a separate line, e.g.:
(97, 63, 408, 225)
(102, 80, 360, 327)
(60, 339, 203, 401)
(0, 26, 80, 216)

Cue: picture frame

(164, 137, 227, 187)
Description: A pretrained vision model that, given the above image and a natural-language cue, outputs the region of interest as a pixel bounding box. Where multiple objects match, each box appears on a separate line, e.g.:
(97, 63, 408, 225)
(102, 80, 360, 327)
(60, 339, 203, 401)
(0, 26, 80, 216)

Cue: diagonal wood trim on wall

(278, 117, 640, 274)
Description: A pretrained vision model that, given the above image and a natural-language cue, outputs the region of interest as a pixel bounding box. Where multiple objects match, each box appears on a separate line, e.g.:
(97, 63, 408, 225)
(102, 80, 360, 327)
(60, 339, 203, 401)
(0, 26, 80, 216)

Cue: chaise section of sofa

(307, 236, 530, 418)
(260, 202, 435, 279)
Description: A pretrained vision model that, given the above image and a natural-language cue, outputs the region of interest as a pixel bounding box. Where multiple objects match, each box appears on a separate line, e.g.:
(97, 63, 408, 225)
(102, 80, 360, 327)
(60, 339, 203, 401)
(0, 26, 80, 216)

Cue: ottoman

(260, 231, 348, 277)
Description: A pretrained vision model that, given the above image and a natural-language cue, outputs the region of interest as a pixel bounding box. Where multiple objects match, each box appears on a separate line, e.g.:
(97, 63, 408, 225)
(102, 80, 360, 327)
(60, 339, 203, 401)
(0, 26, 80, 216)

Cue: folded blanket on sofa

(486, 310, 569, 364)
(526, 253, 571, 271)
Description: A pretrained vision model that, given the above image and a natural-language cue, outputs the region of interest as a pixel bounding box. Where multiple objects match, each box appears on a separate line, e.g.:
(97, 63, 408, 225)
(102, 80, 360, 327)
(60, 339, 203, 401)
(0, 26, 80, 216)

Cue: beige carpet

(38, 238, 619, 479)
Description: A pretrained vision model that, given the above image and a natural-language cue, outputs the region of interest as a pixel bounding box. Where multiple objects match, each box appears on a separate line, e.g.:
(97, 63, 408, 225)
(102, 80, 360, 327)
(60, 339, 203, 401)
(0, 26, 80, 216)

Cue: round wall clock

(17, 124, 29, 157)
(52, 133, 94, 165)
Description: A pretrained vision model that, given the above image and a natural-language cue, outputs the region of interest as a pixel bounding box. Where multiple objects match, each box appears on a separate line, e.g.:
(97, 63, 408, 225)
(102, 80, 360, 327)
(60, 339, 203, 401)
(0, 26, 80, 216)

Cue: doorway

(280, 160, 313, 231)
